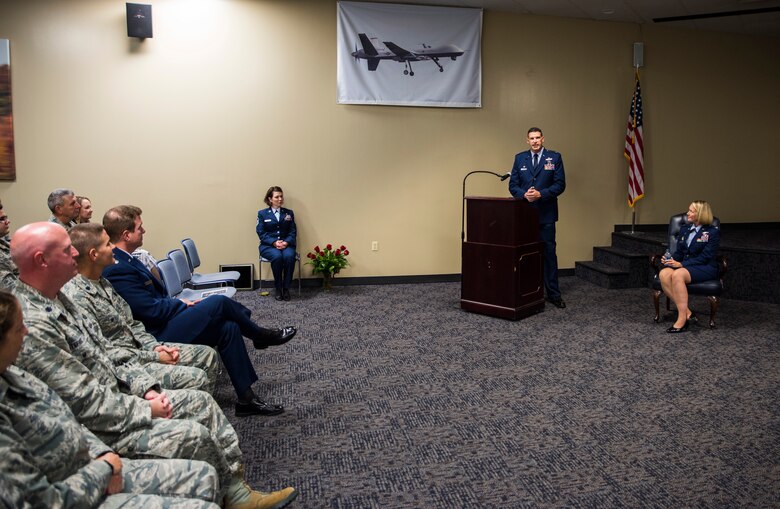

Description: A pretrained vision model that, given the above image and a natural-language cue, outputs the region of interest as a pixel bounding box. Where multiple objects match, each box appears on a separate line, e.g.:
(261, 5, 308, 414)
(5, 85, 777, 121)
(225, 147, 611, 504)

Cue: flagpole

(627, 63, 642, 235)
(632, 76, 637, 236)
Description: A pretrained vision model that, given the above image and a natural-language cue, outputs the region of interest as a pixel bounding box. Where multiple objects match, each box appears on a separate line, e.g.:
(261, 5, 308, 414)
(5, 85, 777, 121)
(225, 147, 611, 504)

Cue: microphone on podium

(461, 170, 512, 242)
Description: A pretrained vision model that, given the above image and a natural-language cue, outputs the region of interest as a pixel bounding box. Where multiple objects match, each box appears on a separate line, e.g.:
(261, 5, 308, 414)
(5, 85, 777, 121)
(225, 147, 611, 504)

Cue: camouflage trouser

(102, 458, 220, 508)
(143, 363, 211, 393)
(105, 389, 242, 500)
(141, 343, 218, 393)
(174, 342, 219, 393)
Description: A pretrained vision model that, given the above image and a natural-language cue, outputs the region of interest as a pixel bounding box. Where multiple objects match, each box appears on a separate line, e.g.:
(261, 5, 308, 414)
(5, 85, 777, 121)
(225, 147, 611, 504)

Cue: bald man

(10, 222, 298, 509)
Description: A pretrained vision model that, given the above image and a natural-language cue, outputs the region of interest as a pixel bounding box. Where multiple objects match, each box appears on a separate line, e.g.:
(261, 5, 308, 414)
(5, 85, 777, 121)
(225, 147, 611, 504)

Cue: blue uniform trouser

(539, 222, 561, 301)
(260, 246, 296, 290)
(157, 296, 261, 396)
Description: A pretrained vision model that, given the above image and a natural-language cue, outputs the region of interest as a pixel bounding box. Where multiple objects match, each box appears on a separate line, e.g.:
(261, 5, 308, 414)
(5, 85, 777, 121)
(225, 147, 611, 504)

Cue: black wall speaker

(219, 264, 255, 291)
(127, 3, 153, 39)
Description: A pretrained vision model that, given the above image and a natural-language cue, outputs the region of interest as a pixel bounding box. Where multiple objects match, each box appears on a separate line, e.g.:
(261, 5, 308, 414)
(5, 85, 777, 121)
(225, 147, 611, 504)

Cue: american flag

(624, 73, 644, 207)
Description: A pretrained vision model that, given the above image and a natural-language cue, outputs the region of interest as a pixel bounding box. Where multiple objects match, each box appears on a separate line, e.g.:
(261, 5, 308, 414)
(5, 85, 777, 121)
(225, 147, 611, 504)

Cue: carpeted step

(574, 260, 639, 289)
(593, 246, 647, 270)
(611, 231, 665, 255)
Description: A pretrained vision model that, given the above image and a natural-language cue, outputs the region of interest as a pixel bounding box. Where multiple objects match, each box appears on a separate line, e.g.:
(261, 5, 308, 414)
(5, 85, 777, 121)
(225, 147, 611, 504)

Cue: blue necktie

(533, 153, 539, 167)
(686, 228, 697, 247)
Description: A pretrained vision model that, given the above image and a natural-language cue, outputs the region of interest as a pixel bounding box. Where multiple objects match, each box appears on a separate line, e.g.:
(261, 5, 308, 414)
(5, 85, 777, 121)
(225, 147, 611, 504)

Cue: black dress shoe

(283, 288, 291, 301)
(235, 397, 284, 417)
(547, 297, 566, 309)
(253, 326, 297, 349)
(666, 322, 689, 333)
(274, 289, 283, 301)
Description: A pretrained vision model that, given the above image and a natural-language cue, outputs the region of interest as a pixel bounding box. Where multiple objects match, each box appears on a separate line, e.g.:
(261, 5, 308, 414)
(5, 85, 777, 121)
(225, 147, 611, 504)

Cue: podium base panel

(460, 298, 544, 320)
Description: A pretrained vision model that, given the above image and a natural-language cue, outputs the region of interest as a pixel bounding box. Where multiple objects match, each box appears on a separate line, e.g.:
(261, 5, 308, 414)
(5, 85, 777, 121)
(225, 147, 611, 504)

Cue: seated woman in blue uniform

(658, 200, 720, 334)
(256, 186, 297, 301)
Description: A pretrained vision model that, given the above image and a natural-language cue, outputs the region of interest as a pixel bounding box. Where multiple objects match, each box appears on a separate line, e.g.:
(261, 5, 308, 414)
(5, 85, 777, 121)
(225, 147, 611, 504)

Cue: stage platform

(576, 223, 780, 305)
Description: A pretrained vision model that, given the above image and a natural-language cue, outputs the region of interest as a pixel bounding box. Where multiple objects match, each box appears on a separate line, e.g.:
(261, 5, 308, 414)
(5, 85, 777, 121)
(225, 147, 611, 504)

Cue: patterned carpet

(211, 278, 780, 508)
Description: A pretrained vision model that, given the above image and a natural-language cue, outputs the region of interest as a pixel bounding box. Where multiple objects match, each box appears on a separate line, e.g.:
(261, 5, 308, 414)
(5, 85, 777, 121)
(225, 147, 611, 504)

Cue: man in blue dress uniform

(509, 127, 567, 308)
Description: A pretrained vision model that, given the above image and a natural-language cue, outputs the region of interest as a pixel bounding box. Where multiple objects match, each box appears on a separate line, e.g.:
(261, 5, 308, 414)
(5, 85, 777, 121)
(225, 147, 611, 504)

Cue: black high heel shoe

(666, 322, 690, 334)
(687, 311, 698, 324)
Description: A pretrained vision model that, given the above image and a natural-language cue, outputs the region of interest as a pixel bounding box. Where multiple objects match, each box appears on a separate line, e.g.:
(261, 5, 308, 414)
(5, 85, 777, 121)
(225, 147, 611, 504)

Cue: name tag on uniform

(264, 219, 272, 222)
(520, 166, 528, 171)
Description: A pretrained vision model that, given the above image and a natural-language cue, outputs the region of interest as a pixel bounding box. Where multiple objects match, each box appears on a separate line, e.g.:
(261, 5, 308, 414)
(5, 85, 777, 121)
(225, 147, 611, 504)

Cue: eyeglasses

(0, 216, 8, 222)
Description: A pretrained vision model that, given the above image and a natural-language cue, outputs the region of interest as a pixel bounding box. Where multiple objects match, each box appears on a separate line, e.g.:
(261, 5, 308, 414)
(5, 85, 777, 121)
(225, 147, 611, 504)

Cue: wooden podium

(461, 197, 545, 320)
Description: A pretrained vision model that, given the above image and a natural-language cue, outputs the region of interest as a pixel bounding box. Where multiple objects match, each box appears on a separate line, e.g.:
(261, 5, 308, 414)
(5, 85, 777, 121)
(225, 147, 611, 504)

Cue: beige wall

(1, 0, 778, 277)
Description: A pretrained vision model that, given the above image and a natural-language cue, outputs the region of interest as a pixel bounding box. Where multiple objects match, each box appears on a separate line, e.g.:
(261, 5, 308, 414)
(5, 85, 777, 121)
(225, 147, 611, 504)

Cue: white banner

(337, 1, 482, 108)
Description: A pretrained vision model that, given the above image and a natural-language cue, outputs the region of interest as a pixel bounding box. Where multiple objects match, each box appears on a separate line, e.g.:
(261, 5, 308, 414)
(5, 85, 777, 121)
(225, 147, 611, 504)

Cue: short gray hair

(47, 188, 75, 213)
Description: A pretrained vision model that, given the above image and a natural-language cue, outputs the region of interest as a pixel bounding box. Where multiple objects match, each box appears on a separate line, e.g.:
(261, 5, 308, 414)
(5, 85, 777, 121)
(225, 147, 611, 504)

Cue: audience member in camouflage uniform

(10, 222, 298, 509)
(64, 223, 218, 393)
(47, 188, 81, 230)
(0, 290, 221, 509)
(0, 200, 18, 289)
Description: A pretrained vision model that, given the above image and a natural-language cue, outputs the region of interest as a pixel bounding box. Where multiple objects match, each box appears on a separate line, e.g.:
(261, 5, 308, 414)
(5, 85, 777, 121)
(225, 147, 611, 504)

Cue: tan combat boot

(224, 477, 298, 509)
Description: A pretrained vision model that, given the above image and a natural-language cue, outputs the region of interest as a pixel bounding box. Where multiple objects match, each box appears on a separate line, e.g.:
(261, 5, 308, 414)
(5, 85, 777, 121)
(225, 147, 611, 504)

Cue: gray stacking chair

(181, 237, 240, 286)
(168, 249, 236, 298)
(259, 252, 302, 295)
(157, 257, 230, 301)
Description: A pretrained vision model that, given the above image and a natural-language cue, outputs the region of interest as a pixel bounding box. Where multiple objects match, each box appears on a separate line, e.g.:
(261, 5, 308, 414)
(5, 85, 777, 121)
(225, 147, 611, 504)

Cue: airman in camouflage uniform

(65, 223, 218, 392)
(0, 200, 18, 289)
(64, 273, 218, 393)
(10, 222, 298, 509)
(47, 188, 80, 231)
(0, 364, 220, 508)
(0, 234, 17, 289)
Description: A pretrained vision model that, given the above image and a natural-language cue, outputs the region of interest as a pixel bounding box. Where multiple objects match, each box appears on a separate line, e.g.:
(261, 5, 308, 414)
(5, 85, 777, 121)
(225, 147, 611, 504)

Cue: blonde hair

(691, 200, 714, 226)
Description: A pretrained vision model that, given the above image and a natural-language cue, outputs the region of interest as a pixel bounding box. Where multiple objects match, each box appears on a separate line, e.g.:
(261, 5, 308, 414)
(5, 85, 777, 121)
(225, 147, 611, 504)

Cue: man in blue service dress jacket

(509, 127, 567, 308)
(102, 205, 297, 417)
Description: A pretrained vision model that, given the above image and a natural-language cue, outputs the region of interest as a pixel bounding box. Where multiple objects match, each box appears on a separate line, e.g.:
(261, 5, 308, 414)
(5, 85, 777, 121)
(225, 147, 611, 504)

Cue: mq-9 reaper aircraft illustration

(351, 33, 465, 76)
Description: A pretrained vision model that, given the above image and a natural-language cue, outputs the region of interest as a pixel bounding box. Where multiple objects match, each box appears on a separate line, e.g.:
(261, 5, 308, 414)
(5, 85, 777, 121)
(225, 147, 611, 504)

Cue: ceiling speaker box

(633, 42, 644, 68)
(127, 3, 153, 39)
